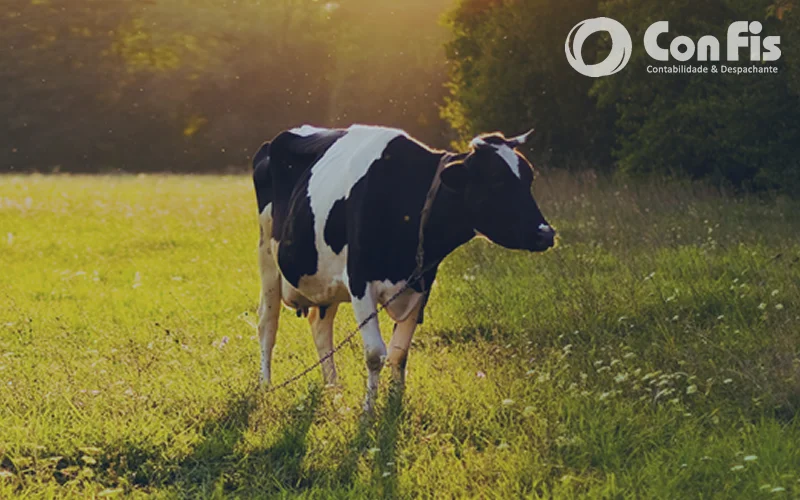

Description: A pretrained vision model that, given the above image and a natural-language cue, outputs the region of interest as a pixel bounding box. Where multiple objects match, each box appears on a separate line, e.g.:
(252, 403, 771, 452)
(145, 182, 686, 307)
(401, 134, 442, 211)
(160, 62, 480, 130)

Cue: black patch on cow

(345, 136, 475, 299)
(277, 180, 318, 289)
(252, 142, 272, 213)
(319, 305, 328, 320)
(324, 198, 347, 254)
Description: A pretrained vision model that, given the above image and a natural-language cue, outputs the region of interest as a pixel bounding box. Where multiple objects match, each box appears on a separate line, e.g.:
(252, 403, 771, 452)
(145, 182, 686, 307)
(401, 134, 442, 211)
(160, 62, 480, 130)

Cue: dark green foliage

(442, 0, 615, 168)
(1, 0, 453, 172)
(442, 0, 800, 194)
(595, 0, 800, 192)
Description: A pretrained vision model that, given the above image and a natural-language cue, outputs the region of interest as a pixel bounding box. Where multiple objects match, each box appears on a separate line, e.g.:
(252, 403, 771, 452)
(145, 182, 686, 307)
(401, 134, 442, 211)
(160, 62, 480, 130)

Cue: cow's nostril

(535, 225, 556, 248)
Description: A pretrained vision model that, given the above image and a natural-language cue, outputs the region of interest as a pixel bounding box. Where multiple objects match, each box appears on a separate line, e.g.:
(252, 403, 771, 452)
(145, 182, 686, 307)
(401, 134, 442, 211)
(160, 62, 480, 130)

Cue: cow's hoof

(390, 366, 406, 385)
(388, 378, 405, 396)
(362, 395, 377, 415)
(324, 382, 342, 393)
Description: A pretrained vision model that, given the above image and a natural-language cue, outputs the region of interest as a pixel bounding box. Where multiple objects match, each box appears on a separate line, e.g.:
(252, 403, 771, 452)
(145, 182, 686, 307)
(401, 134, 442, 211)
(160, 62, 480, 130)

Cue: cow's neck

(419, 167, 475, 267)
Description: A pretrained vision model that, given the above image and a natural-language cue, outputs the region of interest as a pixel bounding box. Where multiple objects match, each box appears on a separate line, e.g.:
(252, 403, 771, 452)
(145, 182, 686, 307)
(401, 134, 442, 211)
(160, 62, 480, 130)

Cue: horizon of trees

(2, 0, 454, 173)
(444, 0, 800, 192)
(3, 0, 800, 194)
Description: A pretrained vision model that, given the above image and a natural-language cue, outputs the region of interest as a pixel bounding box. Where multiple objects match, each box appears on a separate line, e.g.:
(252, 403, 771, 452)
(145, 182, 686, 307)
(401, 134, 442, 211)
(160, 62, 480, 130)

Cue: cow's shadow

(104, 379, 408, 496)
(118, 382, 323, 496)
(335, 383, 406, 497)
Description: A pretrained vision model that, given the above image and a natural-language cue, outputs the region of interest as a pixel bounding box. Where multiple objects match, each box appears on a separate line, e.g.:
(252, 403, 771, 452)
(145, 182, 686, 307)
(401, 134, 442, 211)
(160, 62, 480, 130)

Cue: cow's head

(440, 130, 556, 252)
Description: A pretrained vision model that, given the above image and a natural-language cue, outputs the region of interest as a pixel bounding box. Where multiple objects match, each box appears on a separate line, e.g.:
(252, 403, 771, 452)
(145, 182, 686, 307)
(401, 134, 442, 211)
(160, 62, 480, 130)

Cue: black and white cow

(253, 124, 555, 410)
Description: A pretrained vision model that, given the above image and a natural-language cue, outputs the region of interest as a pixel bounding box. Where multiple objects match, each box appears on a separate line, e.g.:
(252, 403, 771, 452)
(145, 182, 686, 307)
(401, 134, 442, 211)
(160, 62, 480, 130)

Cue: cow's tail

(252, 141, 272, 213)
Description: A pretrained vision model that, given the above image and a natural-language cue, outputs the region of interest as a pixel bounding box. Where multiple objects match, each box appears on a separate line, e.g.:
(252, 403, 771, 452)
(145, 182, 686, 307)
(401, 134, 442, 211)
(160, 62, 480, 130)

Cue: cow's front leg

(386, 300, 422, 386)
(308, 304, 340, 386)
(351, 288, 386, 413)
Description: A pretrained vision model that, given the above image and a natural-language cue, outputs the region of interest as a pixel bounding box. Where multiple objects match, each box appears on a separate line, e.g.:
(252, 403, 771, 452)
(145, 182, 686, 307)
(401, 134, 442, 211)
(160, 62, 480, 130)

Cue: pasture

(1, 174, 799, 498)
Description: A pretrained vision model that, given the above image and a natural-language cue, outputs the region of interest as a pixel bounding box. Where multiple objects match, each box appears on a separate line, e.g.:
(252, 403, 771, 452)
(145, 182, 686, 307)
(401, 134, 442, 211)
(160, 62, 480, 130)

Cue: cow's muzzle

(531, 223, 556, 251)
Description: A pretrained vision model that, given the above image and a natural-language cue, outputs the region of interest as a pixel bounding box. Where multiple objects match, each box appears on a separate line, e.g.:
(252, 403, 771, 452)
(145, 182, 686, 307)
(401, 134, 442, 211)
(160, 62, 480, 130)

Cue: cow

(252, 124, 555, 411)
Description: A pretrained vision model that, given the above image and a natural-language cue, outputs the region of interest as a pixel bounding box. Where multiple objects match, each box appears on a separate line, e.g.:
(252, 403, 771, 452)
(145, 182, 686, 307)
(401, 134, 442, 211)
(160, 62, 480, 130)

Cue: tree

(594, 0, 800, 191)
(0, 0, 141, 171)
(441, 0, 614, 168)
(1, 0, 456, 172)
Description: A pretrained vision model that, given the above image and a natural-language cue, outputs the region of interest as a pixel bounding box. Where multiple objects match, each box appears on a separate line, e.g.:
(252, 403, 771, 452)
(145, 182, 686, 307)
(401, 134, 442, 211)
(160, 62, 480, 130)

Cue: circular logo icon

(566, 17, 632, 78)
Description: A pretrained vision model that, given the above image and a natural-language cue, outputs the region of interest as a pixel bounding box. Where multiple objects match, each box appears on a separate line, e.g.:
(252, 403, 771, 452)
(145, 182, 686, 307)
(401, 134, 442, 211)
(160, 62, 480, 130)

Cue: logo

(565, 17, 633, 78)
(566, 18, 782, 77)
(643, 21, 781, 62)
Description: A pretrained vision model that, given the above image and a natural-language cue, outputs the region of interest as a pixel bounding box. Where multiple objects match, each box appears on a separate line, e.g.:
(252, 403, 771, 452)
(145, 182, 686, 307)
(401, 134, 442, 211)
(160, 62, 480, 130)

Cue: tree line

(3, 0, 799, 193)
(2, 0, 453, 173)
(444, 0, 800, 192)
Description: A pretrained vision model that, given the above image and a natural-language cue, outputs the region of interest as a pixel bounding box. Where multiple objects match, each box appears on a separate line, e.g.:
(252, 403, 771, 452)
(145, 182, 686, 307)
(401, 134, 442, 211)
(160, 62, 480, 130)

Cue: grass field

(1, 173, 799, 498)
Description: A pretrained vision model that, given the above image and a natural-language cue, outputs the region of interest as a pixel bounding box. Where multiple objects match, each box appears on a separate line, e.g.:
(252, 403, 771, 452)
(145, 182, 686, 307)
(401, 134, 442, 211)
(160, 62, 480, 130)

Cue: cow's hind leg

(257, 210, 281, 386)
(308, 304, 339, 386)
(386, 300, 422, 387)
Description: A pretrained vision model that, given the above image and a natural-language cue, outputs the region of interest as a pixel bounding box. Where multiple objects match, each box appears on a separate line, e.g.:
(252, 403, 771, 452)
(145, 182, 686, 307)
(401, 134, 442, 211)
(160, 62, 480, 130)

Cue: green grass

(1, 173, 799, 498)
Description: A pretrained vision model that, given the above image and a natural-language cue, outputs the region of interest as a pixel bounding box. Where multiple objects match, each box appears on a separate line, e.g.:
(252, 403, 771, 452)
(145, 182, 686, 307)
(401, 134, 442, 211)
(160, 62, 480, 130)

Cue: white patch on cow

(298, 125, 407, 304)
(494, 145, 522, 179)
(373, 279, 423, 322)
(290, 124, 330, 137)
(539, 223, 553, 232)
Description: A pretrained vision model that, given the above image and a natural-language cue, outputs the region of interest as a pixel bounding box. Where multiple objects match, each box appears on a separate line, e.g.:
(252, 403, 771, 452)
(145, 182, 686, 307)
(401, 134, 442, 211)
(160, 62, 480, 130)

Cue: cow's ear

(440, 161, 468, 192)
